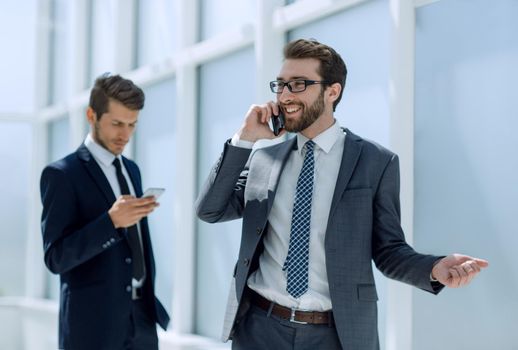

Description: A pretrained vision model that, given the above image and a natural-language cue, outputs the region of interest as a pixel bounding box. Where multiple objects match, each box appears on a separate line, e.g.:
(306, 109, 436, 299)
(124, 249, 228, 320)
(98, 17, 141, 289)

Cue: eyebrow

(111, 119, 138, 125)
(275, 76, 309, 81)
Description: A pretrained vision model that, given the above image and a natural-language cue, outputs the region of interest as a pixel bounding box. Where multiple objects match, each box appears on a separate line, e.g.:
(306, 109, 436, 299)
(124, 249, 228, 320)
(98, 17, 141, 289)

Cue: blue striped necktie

(283, 140, 315, 298)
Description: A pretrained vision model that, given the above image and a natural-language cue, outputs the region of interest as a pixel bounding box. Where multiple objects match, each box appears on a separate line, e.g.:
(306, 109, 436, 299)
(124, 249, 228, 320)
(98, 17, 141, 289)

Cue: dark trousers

(231, 304, 342, 350)
(123, 299, 159, 350)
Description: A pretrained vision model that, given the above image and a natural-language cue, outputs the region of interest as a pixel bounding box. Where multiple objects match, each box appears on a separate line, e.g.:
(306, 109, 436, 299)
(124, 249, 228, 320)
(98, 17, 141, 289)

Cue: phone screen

(142, 187, 165, 199)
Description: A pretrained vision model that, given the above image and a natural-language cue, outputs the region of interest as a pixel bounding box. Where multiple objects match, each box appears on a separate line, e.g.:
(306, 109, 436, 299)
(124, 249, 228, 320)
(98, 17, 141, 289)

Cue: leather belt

(250, 289, 334, 325)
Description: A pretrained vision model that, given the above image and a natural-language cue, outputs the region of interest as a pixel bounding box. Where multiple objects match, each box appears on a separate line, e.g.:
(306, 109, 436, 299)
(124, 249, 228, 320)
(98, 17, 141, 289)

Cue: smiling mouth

(283, 105, 302, 114)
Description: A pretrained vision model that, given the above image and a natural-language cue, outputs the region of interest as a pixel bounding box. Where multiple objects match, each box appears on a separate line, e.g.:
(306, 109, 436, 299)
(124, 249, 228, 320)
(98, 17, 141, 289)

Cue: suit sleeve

(371, 154, 444, 294)
(40, 165, 123, 274)
(195, 140, 252, 223)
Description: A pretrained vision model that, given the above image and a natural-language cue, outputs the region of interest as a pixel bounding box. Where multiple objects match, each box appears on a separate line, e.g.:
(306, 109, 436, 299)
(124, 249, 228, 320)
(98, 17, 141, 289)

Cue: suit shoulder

(347, 129, 397, 160)
(40, 153, 82, 192)
(43, 152, 81, 174)
(362, 138, 396, 158)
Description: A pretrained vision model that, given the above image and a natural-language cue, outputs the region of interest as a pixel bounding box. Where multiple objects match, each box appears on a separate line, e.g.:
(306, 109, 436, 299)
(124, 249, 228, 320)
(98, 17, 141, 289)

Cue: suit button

(102, 244, 107, 249)
(125, 257, 132, 264)
(126, 285, 132, 293)
(110, 238, 116, 243)
(243, 258, 250, 266)
(256, 227, 262, 235)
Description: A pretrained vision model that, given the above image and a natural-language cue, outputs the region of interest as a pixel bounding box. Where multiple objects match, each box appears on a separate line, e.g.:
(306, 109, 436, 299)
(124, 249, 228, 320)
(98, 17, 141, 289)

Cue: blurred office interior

(0, 0, 516, 349)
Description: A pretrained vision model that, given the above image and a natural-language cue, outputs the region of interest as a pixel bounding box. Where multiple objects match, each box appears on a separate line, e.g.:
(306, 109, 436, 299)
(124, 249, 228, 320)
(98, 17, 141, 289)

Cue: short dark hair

(89, 73, 145, 119)
(283, 39, 347, 111)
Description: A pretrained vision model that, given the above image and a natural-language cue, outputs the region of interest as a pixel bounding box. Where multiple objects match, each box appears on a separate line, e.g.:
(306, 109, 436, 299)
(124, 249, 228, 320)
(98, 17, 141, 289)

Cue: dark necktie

(112, 158, 145, 281)
(283, 140, 315, 298)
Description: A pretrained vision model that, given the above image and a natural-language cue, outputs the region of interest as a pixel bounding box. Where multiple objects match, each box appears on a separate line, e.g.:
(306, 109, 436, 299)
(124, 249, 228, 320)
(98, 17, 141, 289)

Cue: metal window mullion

(171, 0, 199, 335)
(386, 1, 416, 350)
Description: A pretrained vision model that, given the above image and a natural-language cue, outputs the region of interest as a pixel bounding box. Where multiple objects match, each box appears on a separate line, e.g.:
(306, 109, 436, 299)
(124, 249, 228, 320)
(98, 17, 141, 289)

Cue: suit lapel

(267, 137, 297, 214)
(328, 128, 363, 220)
(77, 144, 116, 205)
(265, 131, 362, 217)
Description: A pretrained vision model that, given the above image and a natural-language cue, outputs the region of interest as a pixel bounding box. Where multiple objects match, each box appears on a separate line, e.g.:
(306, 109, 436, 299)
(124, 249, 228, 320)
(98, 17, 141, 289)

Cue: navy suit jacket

(40, 144, 169, 350)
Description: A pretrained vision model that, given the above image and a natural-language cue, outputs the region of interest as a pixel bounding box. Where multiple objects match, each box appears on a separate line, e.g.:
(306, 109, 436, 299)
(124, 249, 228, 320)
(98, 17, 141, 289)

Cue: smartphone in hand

(142, 187, 165, 199)
(272, 111, 285, 136)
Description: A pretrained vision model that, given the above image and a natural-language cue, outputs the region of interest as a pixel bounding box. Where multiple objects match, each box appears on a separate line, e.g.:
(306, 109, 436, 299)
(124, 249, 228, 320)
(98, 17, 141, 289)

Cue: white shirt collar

(84, 133, 120, 167)
(296, 120, 344, 155)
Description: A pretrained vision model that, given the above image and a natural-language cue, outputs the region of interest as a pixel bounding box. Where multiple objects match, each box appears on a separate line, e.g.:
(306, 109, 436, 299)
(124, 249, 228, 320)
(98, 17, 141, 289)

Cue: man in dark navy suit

(40, 74, 169, 350)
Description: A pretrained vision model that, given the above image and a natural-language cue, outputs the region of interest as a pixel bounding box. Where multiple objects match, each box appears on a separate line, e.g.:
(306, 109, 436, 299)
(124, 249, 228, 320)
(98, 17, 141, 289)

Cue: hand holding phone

(142, 187, 165, 199)
(271, 111, 285, 136)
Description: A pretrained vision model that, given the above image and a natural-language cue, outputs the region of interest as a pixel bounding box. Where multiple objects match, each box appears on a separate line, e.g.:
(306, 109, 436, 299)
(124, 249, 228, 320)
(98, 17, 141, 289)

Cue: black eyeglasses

(269, 79, 330, 93)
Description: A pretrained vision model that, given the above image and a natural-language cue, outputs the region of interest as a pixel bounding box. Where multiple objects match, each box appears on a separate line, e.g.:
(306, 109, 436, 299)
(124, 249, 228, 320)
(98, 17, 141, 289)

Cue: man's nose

(120, 125, 134, 139)
(278, 85, 294, 102)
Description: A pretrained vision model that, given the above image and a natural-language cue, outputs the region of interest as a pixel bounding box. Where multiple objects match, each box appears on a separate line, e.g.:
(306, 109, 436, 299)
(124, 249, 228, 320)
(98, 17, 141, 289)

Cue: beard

(92, 120, 110, 151)
(92, 120, 124, 155)
(283, 89, 325, 133)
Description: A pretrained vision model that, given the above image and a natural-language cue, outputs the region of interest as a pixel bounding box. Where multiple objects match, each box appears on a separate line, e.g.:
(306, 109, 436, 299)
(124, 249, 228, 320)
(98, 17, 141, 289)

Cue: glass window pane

(134, 78, 176, 315)
(48, 116, 70, 162)
(44, 116, 70, 300)
(0, 122, 32, 296)
(288, 0, 390, 146)
(89, 0, 118, 83)
(0, 2, 37, 113)
(137, 0, 178, 66)
(196, 47, 255, 338)
(414, 1, 518, 349)
(49, 0, 72, 105)
(199, 0, 256, 41)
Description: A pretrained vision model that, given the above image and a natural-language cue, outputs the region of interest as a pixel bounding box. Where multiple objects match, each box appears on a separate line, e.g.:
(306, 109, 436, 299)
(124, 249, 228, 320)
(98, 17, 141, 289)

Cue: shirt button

(243, 258, 250, 266)
(125, 257, 132, 264)
(126, 285, 132, 293)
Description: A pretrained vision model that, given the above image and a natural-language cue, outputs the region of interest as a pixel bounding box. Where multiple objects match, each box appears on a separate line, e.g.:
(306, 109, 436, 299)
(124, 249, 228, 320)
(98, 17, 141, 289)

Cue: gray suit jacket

(195, 128, 443, 350)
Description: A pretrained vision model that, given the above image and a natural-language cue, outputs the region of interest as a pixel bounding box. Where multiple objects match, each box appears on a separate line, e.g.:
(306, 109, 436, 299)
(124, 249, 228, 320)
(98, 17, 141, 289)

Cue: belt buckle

(289, 308, 308, 324)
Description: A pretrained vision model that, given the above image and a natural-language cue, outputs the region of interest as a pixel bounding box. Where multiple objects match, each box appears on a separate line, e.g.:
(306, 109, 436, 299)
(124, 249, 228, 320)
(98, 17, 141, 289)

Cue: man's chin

(284, 120, 309, 133)
(110, 146, 125, 155)
(283, 118, 299, 133)
(283, 124, 298, 133)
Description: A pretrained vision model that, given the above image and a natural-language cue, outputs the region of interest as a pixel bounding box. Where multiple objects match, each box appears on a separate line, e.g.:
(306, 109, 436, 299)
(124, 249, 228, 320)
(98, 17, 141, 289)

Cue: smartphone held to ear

(142, 187, 165, 199)
(272, 111, 285, 136)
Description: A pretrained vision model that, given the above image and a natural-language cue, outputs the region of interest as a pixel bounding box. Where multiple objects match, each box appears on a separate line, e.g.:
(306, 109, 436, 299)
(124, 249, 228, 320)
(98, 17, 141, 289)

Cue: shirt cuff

(231, 133, 254, 149)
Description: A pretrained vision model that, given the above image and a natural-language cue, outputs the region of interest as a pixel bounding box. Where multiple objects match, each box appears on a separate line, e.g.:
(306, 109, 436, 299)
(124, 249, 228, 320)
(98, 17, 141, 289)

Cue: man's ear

(86, 107, 96, 125)
(326, 82, 342, 104)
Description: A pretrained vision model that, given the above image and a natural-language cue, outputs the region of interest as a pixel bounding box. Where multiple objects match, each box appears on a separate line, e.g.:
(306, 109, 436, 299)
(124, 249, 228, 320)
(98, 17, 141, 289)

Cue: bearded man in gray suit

(195, 38, 488, 350)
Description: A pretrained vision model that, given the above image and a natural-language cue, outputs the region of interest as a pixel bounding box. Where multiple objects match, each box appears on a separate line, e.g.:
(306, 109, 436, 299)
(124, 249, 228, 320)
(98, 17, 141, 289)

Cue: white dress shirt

(233, 121, 345, 311)
(84, 134, 146, 287)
